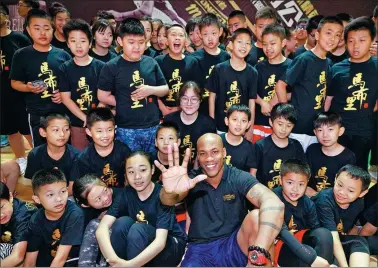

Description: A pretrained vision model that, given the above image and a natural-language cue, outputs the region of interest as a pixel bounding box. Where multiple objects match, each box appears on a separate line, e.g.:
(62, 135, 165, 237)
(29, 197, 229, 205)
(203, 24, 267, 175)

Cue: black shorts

(1, 91, 30, 135)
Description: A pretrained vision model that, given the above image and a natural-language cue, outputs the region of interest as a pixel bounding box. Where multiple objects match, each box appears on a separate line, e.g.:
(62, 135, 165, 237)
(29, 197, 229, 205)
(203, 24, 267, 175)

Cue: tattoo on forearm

(259, 206, 285, 215)
(249, 188, 263, 201)
(260, 221, 282, 232)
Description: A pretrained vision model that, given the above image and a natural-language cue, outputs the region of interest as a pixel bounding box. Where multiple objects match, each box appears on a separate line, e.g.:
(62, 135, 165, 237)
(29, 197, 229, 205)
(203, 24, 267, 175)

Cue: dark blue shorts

(181, 228, 247, 267)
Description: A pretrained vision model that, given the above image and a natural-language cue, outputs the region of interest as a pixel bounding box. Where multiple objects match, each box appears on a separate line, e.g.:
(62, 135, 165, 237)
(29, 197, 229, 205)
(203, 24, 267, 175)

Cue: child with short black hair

(313, 165, 371, 267)
(254, 23, 292, 143)
(185, 17, 202, 52)
(164, 81, 216, 169)
(24, 169, 84, 267)
(152, 121, 181, 183)
(73, 174, 122, 267)
(98, 18, 168, 153)
(221, 104, 255, 174)
(293, 15, 324, 58)
(208, 28, 257, 137)
(276, 16, 344, 151)
(89, 19, 117, 62)
(192, 13, 230, 116)
(327, 13, 353, 64)
(273, 159, 333, 267)
(60, 18, 106, 151)
(251, 103, 305, 189)
(10, 9, 72, 147)
(306, 112, 355, 197)
(155, 24, 200, 116)
(96, 151, 187, 267)
(24, 113, 79, 195)
(295, 18, 309, 47)
(246, 6, 277, 66)
(0, 182, 37, 266)
(227, 10, 248, 35)
(70, 107, 131, 188)
(325, 16, 378, 170)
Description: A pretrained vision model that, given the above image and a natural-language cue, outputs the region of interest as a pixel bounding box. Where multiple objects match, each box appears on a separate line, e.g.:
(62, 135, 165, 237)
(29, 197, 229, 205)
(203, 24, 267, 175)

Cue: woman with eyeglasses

(163, 81, 216, 169)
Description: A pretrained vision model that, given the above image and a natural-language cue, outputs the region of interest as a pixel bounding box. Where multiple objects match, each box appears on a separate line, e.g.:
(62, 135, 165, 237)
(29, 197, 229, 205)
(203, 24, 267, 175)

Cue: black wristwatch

(248, 246, 271, 266)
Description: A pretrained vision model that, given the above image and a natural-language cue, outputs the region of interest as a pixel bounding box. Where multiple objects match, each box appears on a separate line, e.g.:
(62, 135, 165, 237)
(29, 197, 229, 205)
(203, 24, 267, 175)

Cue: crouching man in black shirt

(156, 133, 285, 267)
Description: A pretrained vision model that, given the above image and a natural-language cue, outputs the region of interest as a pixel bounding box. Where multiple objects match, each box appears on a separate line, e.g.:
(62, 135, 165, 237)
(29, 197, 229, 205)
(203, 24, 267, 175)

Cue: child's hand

(131, 85, 151, 100)
(244, 130, 253, 142)
(98, 210, 108, 220)
(260, 101, 272, 116)
(51, 92, 62, 104)
(305, 187, 317, 197)
(26, 82, 46, 94)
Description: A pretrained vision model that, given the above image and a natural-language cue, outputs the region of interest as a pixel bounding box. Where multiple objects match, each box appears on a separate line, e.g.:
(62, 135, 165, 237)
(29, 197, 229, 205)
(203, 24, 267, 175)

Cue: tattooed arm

(246, 183, 285, 251)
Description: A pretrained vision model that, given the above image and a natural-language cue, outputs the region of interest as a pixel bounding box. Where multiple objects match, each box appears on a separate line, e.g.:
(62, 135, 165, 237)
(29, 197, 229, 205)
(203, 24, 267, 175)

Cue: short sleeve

(154, 61, 167, 86)
(156, 203, 175, 230)
(24, 150, 39, 179)
(283, 56, 306, 87)
(97, 63, 115, 91)
(245, 143, 256, 169)
(26, 214, 43, 252)
(205, 66, 219, 94)
(60, 209, 85, 246)
(107, 191, 128, 218)
(58, 63, 70, 92)
(236, 171, 259, 197)
(251, 142, 263, 169)
(315, 195, 337, 231)
(248, 67, 258, 99)
(364, 203, 378, 227)
(9, 49, 26, 82)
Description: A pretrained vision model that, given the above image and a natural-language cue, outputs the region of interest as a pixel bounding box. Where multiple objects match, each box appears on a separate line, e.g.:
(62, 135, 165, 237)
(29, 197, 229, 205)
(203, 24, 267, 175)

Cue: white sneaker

(16, 157, 27, 175)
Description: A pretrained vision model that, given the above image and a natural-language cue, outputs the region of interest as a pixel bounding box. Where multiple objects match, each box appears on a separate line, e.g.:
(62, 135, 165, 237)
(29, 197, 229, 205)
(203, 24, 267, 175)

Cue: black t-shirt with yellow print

(70, 140, 131, 187)
(192, 48, 230, 116)
(59, 58, 105, 127)
(282, 50, 332, 135)
(206, 60, 258, 132)
(1, 198, 37, 245)
(9, 45, 71, 115)
(313, 188, 364, 234)
(26, 201, 84, 267)
(155, 53, 200, 107)
(306, 143, 356, 192)
(252, 135, 305, 190)
(328, 57, 378, 137)
(255, 58, 292, 126)
(97, 55, 166, 129)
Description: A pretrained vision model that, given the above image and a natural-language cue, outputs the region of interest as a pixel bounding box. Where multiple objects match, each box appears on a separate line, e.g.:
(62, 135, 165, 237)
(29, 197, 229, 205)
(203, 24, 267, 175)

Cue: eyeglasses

(180, 96, 200, 104)
(296, 25, 306, 30)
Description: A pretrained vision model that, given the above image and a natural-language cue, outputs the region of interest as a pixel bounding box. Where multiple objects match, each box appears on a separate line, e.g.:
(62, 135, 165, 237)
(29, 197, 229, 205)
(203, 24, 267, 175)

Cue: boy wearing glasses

(293, 15, 323, 58)
(294, 18, 308, 47)
(208, 28, 257, 139)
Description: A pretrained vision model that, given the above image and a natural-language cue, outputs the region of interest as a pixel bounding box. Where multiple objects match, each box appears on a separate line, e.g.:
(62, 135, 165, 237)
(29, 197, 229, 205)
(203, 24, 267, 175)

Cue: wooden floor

(1, 144, 33, 202)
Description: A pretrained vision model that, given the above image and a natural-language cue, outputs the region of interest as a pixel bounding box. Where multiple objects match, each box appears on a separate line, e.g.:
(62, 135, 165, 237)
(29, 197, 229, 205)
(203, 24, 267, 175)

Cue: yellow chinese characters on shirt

(268, 159, 282, 189)
(167, 69, 183, 102)
(314, 71, 326, 109)
(38, 62, 57, 98)
(344, 73, 369, 111)
(182, 135, 195, 160)
(203, 65, 215, 98)
(315, 167, 331, 192)
(263, 74, 276, 102)
(129, 70, 145, 109)
(225, 81, 241, 112)
(76, 77, 93, 110)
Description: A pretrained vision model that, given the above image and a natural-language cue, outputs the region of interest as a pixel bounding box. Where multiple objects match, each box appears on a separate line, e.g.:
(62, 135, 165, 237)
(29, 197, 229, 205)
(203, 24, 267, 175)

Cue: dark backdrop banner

(4, 0, 377, 32)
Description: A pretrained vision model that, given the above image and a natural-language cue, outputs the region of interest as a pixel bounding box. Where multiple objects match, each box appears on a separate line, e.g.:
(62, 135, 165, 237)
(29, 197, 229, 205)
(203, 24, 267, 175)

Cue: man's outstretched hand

(154, 143, 207, 195)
